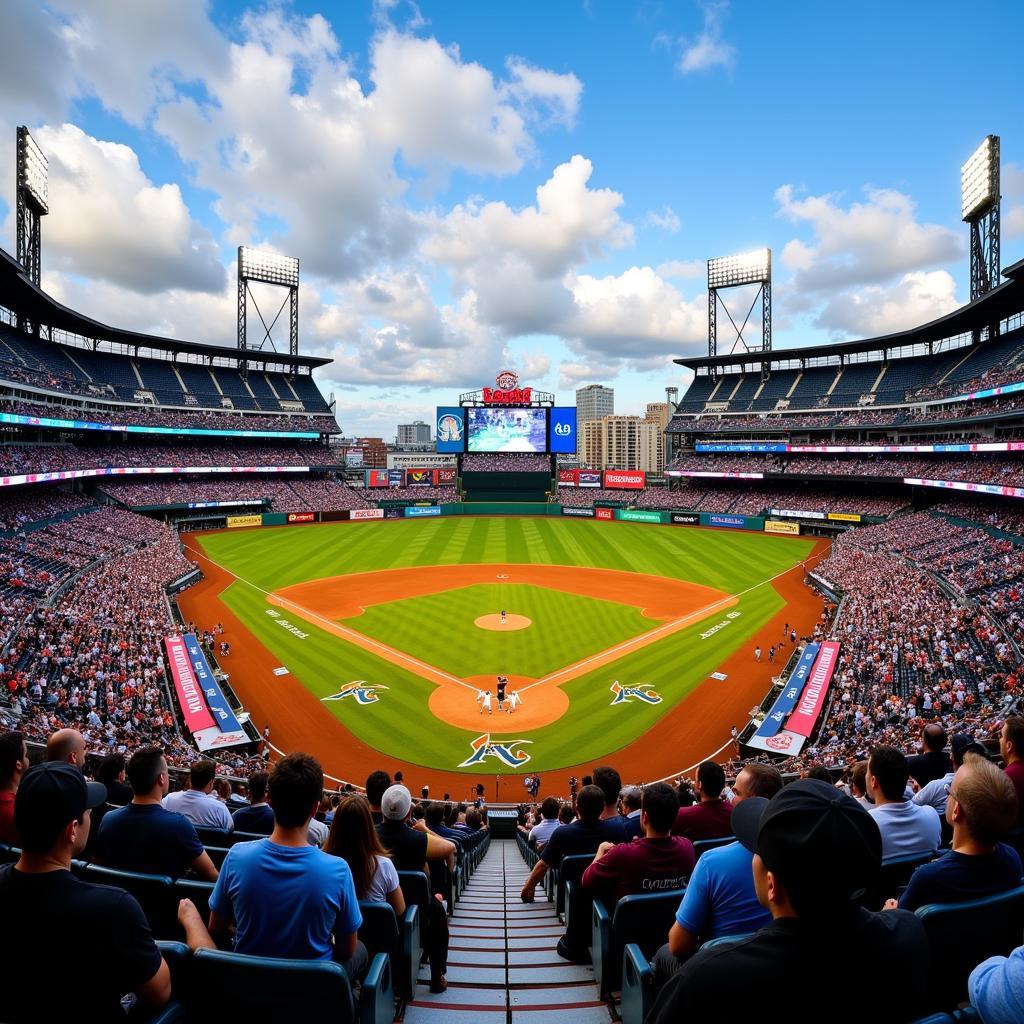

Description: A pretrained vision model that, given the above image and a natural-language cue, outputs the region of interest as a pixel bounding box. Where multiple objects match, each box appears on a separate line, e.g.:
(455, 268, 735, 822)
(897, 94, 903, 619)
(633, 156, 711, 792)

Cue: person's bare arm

(520, 859, 548, 902)
(178, 898, 216, 951)
(667, 921, 698, 960)
(386, 885, 407, 917)
(190, 850, 219, 881)
(425, 832, 456, 871)
(134, 957, 171, 1009)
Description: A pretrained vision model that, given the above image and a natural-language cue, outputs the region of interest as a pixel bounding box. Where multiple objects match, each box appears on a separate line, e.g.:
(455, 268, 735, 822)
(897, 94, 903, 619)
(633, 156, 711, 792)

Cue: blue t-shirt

(210, 839, 362, 960)
(898, 844, 1023, 912)
(675, 840, 771, 940)
(96, 802, 204, 878)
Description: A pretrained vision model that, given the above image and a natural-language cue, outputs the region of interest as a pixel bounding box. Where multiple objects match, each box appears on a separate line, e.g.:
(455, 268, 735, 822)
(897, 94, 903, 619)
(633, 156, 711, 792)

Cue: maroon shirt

(672, 799, 733, 841)
(0, 791, 17, 846)
(1006, 762, 1024, 824)
(581, 835, 695, 905)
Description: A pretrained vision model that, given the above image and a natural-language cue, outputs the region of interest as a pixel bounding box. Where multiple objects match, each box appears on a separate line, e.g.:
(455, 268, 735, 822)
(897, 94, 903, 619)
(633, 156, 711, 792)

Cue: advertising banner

(320, 510, 350, 523)
(404, 506, 442, 517)
(435, 407, 466, 453)
(287, 512, 316, 524)
(561, 506, 595, 517)
(406, 469, 432, 486)
(549, 407, 578, 454)
(669, 471, 764, 480)
(603, 469, 646, 490)
(771, 508, 826, 520)
(617, 509, 664, 524)
(595, 507, 614, 520)
(435, 467, 457, 485)
(186, 499, 263, 509)
(227, 514, 262, 529)
(707, 514, 747, 529)
(367, 469, 389, 488)
(786, 641, 841, 738)
(388, 469, 404, 487)
(579, 470, 601, 488)
(164, 636, 215, 735)
(827, 512, 862, 522)
(696, 442, 788, 453)
(182, 634, 242, 734)
(671, 512, 700, 525)
(755, 643, 821, 738)
(745, 729, 807, 756)
(193, 727, 250, 752)
(765, 520, 801, 535)
(384, 507, 404, 519)
(902, 478, 1024, 499)
(558, 469, 579, 487)
(344, 448, 364, 468)
(350, 508, 385, 520)
(387, 453, 456, 469)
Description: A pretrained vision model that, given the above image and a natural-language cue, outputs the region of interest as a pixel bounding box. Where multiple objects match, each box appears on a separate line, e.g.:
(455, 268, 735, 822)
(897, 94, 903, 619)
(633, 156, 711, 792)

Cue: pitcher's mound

(475, 614, 532, 631)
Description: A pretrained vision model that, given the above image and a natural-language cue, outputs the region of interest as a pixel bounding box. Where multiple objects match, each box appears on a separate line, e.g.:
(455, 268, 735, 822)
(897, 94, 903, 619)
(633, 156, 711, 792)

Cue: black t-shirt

(907, 750, 952, 786)
(648, 909, 928, 1024)
(497, 681, 507, 699)
(0, 866, 162, 1023)
(541, 817, 629, 869)
(377, 820, 429, 872)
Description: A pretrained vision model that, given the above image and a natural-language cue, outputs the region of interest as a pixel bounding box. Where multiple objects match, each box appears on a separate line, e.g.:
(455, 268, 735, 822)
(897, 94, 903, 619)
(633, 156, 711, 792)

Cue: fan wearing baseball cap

(0, 763, 171, 1023)
(647, 780, 929, 1024)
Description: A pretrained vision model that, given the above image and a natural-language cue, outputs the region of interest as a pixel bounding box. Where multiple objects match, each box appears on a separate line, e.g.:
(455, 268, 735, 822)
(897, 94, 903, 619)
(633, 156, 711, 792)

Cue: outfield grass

(199, 519, 815, 773)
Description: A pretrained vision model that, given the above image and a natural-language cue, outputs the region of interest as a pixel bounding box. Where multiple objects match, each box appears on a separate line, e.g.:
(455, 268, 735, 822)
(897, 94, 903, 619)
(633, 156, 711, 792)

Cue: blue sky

(0, 0, 1021, 437)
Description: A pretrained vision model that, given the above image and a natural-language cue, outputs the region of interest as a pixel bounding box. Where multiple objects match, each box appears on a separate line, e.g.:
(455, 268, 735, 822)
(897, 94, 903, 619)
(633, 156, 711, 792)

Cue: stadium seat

(203, 845, 230, 869)
(692, 836, 735, 859)
(172, 878, 216, 932)
(621, 942, 657, 1024)
(185, 947, 393, 1024)
(555, 853, 593, 918)
(0, 843, 18, 865)
(915, 884, 1024, 1010)
(863, 850, 939, 911)
(193, 827, 231, 848)
(358, 898, 421, 999)
(591, 888, 685, 995)
(83, 864, 176, 939)
(699, 933, 752, 950)
(397, 870, 432, 923)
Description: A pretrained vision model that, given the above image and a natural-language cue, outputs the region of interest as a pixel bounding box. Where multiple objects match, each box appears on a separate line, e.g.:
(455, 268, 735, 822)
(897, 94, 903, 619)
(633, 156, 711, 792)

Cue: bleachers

(175, 364, 221, 403)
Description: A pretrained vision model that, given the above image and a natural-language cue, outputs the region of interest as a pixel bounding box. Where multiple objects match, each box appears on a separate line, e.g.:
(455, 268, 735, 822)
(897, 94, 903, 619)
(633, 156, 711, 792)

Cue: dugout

(460, 470, 552, 503)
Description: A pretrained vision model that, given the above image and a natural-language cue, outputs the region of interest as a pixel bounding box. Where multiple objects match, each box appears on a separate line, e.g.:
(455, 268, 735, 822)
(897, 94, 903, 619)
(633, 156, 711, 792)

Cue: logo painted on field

(609, 681, 663, 706)
(457, 733, 532, 768)
(322, 681, 390, 706)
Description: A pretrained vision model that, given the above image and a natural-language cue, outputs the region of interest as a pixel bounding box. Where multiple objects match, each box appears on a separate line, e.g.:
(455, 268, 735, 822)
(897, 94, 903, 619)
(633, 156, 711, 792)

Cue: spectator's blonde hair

(954, 752, 1019, 847)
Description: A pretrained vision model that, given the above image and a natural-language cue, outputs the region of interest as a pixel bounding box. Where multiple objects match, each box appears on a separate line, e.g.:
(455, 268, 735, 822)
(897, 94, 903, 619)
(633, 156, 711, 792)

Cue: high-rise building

(397, 420, 431, 445)
(579, 415, 659, 472)
(645, 402, 670, 472)
(575, 384, 614, 424)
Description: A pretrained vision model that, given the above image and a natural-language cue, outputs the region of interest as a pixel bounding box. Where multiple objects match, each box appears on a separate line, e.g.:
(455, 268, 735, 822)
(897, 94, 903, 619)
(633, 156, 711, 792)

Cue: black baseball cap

(951, 734, 987, 764)
(732, 779, 882, 912)
(15, 763, 106, 853)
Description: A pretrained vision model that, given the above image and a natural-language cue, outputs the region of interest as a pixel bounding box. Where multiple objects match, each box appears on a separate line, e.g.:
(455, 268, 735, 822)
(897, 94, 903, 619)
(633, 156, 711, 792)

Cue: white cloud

(504, 58, 582, 129)
(644, 206, 681, 233)
(677, 3, 736, 75)
(1004, 163, 1024, 239)
(813, 270, 959, 338)
(657, 259, 705, 280)
(20, 124, 225, 295)
(775, 183, 963, 292)
(558, 360, 621, 390)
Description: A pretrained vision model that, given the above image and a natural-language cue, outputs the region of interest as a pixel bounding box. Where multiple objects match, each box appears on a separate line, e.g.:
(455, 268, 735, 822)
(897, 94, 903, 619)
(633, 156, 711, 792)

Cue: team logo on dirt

(322, 681, 389, 706)
(457, 733, 532, 768)
(609, 682, 662, 706)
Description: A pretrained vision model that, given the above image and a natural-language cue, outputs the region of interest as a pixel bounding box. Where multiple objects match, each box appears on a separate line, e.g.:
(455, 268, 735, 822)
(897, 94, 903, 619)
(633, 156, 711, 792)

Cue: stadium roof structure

(676, 257, 1024, 372)
(0, 247, 330, 371)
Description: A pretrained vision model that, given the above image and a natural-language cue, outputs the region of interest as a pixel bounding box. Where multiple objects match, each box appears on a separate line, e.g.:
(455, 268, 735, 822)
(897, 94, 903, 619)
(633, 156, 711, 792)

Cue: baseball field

(179, 518, 825, 788)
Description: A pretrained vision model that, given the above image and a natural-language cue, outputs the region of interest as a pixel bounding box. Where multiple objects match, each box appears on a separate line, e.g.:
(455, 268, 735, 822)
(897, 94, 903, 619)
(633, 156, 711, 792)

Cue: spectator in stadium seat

(162, 759, 234, 831)
(424, 801, 467, 854)
(520, 785, 628, 903)
(969, 942, 1024, 1024)
(528, 796, 562, 851)
(96, 746, 218, 880)
(0, 763, 171, 1023)
(45, 728, 86, 770)
(913, 734, 986, 818)
(376, 785, 453, 993)
(325, 795, 406, 918)
(582, 782, 695, 905)
(867, 746, 942, 859)
(892, 752, 1021, 913)
(95, 753, 133, 807)
(999, 716, 1024, 825)
(203, 753, 367, 978)
(231, 771, 273, 834)
(653, 763, 783, 984)
(672, 761, 733, 841)
(908, 723, 952, 787)
(0, 731, 28, 846)
(620, 786, 644, 839)
(227, 781, 248, 810)
(592, 765, 623, 821)
(365, 770, 392, 825)
(647, 780, 929, 1024)
(850, 761, 872, 810)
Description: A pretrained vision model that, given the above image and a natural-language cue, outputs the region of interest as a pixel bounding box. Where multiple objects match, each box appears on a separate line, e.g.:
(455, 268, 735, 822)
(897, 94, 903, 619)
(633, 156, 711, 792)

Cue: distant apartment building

(645, 402, 670, 473)
(579, 415, 659, 472)
(575, 384, 614, 424)
(351, 437, 389, 468)
(397, 420, 432, 445)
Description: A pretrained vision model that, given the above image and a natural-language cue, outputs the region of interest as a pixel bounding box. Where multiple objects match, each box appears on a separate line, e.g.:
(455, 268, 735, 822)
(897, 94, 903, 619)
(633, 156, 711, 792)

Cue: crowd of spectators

(357, 486, 457, 504)
(908, 351, 1024, 403)
(461, 453, 551, 472)
(102, 477, 369, 512)
(0, 354, 113, 399)
(0, 488, 92, 532)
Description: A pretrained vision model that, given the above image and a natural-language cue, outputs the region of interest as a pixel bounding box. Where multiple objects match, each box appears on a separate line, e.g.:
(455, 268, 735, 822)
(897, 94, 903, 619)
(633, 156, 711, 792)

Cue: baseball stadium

(2, 7, 1024, 1022)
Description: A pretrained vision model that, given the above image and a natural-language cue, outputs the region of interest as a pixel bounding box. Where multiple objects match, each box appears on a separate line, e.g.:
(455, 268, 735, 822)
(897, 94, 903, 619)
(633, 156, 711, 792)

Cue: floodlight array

(961, 135, 999, 222)
(17, 127, 48, 214)
(707, 248, 770, 288)
(238, 246, 299, 287)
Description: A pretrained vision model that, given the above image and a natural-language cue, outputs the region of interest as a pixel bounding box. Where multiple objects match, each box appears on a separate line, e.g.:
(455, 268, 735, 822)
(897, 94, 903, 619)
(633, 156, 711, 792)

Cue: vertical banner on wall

(164, 636, 216, 735)
(435, 407, 466, 453)
(755, 643, 821, 738)
(182, 634, 243, 735)
(785, 641, 841, 738)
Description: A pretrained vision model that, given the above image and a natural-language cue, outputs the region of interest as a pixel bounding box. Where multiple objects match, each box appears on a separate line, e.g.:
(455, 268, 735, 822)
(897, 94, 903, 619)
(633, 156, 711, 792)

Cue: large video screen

(467, 407, 547, 452)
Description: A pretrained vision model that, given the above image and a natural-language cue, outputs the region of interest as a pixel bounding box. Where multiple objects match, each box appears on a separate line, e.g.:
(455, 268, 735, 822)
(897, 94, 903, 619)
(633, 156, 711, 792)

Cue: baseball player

(507, 690, 522, 713)
(477, 689, 493, 715)
(500, 609, 507, 625)
(496, 675, 508, 710)
(754, 645, 762, 662)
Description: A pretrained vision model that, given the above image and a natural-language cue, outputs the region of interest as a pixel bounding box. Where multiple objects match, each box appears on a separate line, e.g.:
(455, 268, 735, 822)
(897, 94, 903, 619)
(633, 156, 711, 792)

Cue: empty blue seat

(83, 864, 176, 938)
(358, 899, 421, 999)
(692, 836, 735, 859)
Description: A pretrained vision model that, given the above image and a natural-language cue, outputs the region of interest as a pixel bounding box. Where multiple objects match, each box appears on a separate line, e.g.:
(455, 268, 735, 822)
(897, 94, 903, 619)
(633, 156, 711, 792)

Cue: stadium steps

(933, 345, 979, 389)
(825, 370, 842, 397)
(705, 377, 724, 403)
(61, 348, 93, 382)
(263, 372, 282, 400)
(128, 358, 145, 389)
(785, 372, 802, 398)
(169, 364, 188, 396)
(207, 368, 224, 396)
(870, 362, 888, 393)
(283, 376, 303, 403)
(401, 840, 612, 1024)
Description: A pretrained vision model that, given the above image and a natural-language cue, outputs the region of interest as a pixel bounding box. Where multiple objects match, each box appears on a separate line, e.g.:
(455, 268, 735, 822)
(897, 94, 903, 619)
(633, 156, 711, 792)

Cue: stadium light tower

(237, 246, 300, 379)
(16, 126, 48, 289)
(707, 248, 771, 369)
(961, 135, 1000, 303)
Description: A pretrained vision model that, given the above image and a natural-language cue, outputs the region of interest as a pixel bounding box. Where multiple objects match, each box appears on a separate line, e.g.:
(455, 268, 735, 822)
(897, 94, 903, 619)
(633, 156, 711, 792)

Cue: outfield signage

(0, 410, 319, 440)
(617, 509, 663, 523)
(164, 636, 216, 735)
(227, 514, 262, 528)
(558, 469, 579, 487)
(666, 470, 764, 480)
(903, 477, 1024, 499)
(387, 453, 457, 469)
(595, 507, 614, 520)
(320, 510, 350, 523)
(404, 506, 441, 517)
(561, 506, 595, 517)
(384, 507, 403, 519)
(786, 641, 841, 738)
(351, 508, 385, 520)
(287, 512, 316, 523)
(695, 442, 787, 453)
(186, 499, 263, 509)
(755, 643, 821, 739)
(771, 508, 826, 520)
(828, 512, 861, 522)
(707, 514, 746, 529)
(670, 512, 700, 525)
(603, 470, 646, 490)
(765, 520, 800, 535)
